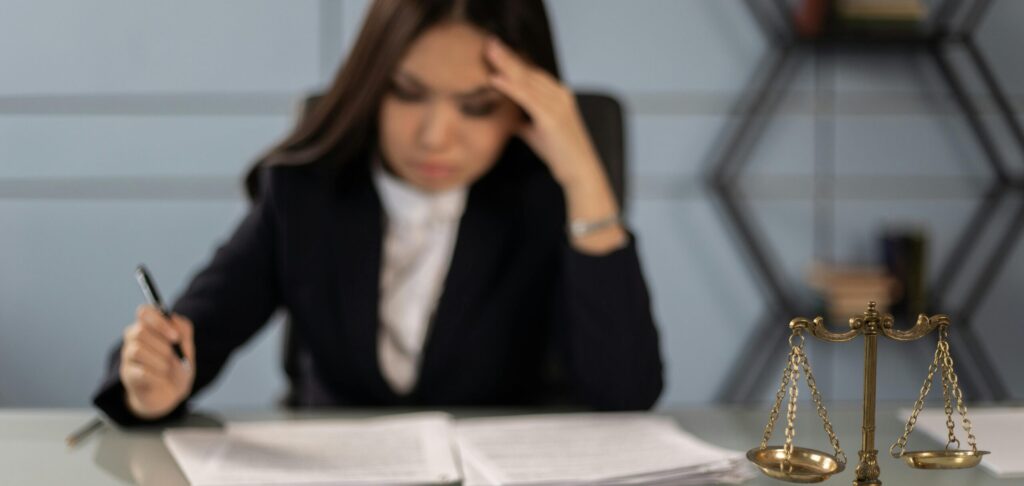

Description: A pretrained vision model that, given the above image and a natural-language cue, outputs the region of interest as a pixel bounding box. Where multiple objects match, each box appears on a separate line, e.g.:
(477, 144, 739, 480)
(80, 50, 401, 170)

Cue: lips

(412, 161, 457, 179)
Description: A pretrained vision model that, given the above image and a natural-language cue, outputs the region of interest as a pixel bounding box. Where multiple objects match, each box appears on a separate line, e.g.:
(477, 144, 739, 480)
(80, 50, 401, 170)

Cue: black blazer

(93, 145, 663, 426)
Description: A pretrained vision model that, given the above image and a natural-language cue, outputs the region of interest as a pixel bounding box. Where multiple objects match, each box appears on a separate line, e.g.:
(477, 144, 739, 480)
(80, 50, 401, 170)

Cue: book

(834, 0, 928, 33)
(835, 0, 928, 22)
(807, 261, 900, 320)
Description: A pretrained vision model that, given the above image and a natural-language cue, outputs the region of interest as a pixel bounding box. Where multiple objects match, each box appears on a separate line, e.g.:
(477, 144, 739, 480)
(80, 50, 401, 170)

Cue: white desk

(0, 406, 1014, 485)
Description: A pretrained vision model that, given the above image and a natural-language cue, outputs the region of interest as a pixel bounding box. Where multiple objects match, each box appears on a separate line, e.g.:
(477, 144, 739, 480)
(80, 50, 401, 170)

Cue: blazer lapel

(414, 182, 510, 396)
(328, 163, 394, 400)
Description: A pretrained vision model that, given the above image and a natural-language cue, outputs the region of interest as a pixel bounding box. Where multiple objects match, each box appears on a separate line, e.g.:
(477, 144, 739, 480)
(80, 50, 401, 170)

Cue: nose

(417, 101, 457, 151)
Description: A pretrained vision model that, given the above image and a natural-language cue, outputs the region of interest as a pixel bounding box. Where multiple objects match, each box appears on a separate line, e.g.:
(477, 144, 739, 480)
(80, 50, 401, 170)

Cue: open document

(899, 407, 1024, 478)
(163, 412, 461, 485)
(163, 412, 753, 485)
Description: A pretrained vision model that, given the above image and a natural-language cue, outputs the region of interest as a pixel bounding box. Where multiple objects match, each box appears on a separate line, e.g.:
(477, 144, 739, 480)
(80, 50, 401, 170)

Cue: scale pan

(747, 446, 844, 483)
(901, 450, 988, 469)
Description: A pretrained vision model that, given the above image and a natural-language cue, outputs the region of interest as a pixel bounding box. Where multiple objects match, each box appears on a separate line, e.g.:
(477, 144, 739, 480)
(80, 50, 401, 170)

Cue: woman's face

(378, 21, 522, 192)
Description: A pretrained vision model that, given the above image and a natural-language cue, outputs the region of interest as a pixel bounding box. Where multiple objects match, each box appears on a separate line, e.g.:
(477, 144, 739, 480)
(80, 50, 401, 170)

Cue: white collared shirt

(371, 163, 468, 395)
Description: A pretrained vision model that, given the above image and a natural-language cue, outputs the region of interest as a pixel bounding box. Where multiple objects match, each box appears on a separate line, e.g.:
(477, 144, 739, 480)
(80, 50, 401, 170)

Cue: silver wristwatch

(568, 214, 621, 238)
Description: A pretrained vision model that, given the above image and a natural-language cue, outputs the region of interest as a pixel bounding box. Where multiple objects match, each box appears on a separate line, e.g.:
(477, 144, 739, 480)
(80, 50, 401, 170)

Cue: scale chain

(890, 339, 942, 458)
(939, 326, 978, 452)
(799, 347, 846, 466)
(761, 345, 795, 449)
(939, 336, 960, 450)
(783, 342, 801, 464)
(759, 329, 847, 469)
(891, 324, 979, 457)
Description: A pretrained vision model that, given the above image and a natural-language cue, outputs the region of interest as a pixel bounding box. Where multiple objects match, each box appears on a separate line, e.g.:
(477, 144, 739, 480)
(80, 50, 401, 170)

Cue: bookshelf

(708, 0, 1024, 403)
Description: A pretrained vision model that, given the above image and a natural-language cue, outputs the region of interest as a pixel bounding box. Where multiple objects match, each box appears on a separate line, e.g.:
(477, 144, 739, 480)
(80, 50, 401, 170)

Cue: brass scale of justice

(746, 302, 988, 485)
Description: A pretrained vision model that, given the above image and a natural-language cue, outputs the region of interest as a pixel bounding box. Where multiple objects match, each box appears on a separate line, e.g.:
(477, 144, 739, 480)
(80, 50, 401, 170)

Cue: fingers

(136, 304, 180, 343)
(124, 324, 176, 361)
(119, 311, 194, 420)
(488, 75, 534, 115)
(486, 38, 543, 114)
(121, 361, 155, 389)
(124, 306, 197, 376)
(120, 349, 175, 394)
(485, 37, 528, 79)
(121, 359, 180, 417)
(122, 340, 173, 375)
(122, 366, 149, 391)
(486, 38, 560, 92)
(170, 314, 196, 366)
(120, 327, 191, 398)
(486, 37, 573, 124)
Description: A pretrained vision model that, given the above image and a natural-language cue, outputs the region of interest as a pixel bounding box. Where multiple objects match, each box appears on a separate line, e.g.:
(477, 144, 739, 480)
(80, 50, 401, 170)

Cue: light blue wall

(1, 0, 1022, 410)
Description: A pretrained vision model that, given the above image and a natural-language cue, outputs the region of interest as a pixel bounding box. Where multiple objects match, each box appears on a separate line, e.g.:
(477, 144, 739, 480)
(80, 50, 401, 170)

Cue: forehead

(396, 21, 491, 91)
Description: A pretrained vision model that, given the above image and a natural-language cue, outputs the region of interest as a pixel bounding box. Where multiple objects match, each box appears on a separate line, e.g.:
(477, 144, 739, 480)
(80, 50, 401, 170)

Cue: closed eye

(460, 100, 499, 117)
(388, 80, 426, 102)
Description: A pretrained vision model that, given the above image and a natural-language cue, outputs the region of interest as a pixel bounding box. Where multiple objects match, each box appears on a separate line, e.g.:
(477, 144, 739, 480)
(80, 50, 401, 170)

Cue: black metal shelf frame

(708, 0, 1024, 403)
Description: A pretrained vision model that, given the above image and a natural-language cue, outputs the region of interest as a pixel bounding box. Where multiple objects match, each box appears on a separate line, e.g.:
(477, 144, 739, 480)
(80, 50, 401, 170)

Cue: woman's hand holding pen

(485, 37, 627, 254)
(120, 305, 195, 420)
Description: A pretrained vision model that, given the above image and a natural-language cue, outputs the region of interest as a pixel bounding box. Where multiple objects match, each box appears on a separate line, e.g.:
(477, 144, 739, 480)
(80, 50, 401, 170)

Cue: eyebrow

(394, 71, 498, 99)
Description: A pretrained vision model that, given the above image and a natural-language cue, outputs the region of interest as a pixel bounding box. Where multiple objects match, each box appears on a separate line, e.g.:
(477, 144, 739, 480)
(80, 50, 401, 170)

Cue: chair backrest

(575, 93, 626, 208)
(281, 91, 628, 407)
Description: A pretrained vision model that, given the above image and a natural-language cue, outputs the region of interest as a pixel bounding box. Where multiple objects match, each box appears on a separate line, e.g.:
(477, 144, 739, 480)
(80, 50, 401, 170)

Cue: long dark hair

(245, 0, 560, 200)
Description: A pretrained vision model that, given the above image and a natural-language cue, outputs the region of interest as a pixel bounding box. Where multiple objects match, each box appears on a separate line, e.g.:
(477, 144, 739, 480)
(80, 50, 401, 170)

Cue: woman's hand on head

(485, 37, 605, 191)
(119, 305, 196, 420)
(486, 37, 627, 254)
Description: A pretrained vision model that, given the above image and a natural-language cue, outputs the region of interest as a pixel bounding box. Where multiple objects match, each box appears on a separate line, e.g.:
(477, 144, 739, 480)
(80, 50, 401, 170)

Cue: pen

(135, 264, 188, 365)
(65, 417, 104, 448)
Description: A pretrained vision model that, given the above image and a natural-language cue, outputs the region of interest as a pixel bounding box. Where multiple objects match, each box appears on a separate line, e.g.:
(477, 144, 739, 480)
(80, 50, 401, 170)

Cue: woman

(93, 0, 663, 426)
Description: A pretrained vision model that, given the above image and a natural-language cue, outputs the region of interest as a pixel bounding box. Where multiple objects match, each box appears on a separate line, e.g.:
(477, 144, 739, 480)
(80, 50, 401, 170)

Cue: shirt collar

(371, 161, 468, 226)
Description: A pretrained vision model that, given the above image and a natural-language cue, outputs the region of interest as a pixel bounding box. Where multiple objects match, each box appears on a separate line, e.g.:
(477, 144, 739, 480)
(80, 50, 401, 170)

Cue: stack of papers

(899, 407, 1024, 478)
(457, 413, 753, 485)
(163, 412, 754, 485)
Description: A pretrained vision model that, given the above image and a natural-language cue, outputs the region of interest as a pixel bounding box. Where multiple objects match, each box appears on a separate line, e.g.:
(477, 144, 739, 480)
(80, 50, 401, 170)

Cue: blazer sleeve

(556, 233, 664, 411)
(92, 168, 283, 426)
